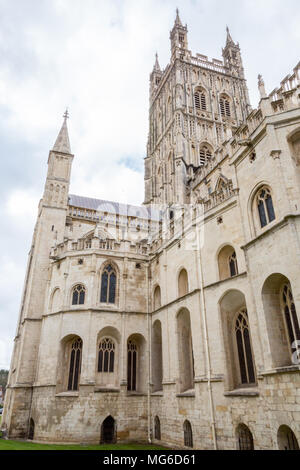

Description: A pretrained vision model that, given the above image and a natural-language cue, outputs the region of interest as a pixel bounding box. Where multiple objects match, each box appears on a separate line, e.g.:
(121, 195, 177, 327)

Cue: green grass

(0, 439, 167, 451)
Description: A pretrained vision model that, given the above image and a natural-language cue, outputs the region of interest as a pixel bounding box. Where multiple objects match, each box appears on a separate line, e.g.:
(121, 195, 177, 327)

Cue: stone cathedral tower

(144, 10, 251, 206)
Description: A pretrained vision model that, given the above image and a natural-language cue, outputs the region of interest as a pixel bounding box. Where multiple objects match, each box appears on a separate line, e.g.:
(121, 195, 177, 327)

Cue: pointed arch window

(68, 337, 82, 391)
(127, 340, 138, 391)
(98, 338, 115, 373)
(194, 90, 207, 111)
(199, 145, 212, 166)
(257, 187, 276, 228)
(72, 285, 86, 305)
(100, 264, 117, 304)
(220, 96, 231, 117)
(229, 251, 238, 277)
(282, 283, 300, 356)
(235, 309, 256, 385)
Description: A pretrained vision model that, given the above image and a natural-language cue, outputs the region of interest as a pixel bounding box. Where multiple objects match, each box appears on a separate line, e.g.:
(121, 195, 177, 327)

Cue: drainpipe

(146, 262, 152, 444)
(197, 223, 218, 450)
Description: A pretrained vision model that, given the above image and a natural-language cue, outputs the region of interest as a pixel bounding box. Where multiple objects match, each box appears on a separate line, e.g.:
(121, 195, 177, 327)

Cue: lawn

(0, 440, 167, 450)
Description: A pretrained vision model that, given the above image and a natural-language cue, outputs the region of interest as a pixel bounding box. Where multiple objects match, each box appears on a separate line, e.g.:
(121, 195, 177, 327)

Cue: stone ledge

(94, 387, 120, 393)
(176, 390, 195, 398)
(224, 388, 259, 397)
(259, 365, 300, 376)
(126, 392, 147, 397)
(55, 392, 79, 398)
(151, 391, 163, 396)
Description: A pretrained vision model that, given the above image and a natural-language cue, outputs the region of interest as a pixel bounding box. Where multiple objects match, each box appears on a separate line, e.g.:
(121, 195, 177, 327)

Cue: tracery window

(68, 337, 82, 391)
(235, 309, 256, 385)
(100, 264, 117, 304)
(256, 187, 276, 228)
(281, 283, 300, 357)
(229, 251, 238, 277)
(98, 338, 115, 373)
(220, 96, 231, 117)
(127, 340, 138, 391)
(183, 420, 193, 448)
(199, 145, 212, 166)
(72, 284, 86, 305)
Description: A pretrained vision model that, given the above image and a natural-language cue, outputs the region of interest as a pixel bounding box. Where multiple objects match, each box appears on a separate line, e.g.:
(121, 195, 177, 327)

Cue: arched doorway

(101, 416, 116, 444)
(277, 425, 299, 450)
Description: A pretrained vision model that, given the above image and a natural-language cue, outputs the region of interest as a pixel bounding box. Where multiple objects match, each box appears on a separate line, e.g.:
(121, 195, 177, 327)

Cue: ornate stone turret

(43, 110, 74, 208)
(170, 8, 188, 60)
(222, 26, 244, 78)
(258, 74, 267, 98)
(150, 53, 163, 98)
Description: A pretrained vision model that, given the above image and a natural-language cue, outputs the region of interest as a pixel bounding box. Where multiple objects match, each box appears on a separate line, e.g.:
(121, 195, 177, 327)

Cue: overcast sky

(0, 0, 299, 370)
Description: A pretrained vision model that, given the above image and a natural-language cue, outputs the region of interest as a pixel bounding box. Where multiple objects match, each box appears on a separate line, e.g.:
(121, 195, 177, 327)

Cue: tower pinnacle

(153, 52, 161, 72)
(52, 109, 71, 154)
(175, 8, 182, 26)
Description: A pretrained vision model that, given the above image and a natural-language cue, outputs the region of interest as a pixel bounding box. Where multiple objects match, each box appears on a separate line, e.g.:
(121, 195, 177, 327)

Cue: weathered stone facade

(2, 11, 300, 450)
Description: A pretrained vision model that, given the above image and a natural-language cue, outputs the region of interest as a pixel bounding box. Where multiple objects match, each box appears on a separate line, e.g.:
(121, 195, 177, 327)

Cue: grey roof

(68, 194, 161, 221)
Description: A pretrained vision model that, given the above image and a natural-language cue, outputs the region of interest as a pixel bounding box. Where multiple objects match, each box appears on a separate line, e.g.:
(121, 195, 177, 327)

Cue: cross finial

(63, 108, 69, 120)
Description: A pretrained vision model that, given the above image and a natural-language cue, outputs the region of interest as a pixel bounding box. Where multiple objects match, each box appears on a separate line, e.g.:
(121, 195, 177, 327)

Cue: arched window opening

(229, 251, 238, 277)
(194, 90, 207, 111)
(235, 309, 256, 385)
(218, 245, 238, 281)
(183, 420, 193, 448)
(281, 283, 300, 357)
(237, 424, 254, 450)
(256, 187, 276, 228)
(28, 418, 35, 440)
(199, 145, 212, 166)
(154, 416, 161, 440)
(277, 425, 299, 450)
(72, 285, 85, 305)
(100, 264, 117, 304)
(220, 96, 231, 117)
(98, 338, 115, 373)
(220, 290, 256, 390)
(178, 269, 189, 297)
(68, 337, 82, 391)
(154, 285, 161, 310)
(127, 340, 138, 391)
(101, 416, 116, 444)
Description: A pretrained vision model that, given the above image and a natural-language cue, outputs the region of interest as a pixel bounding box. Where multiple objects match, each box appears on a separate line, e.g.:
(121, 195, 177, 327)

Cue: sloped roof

(68, 194, 161, 221)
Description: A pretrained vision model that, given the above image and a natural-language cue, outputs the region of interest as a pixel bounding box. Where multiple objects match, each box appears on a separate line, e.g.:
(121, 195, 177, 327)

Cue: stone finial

(153, 52, 161, 72)
(258, 74, 267, 98)
(175, 7, 182, 26)
(52, 109, 72, 154)
(226, 26, 234, 45)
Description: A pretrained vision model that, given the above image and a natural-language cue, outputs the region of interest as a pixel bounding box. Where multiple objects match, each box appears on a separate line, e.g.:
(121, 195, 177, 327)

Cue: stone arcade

(2, 10, 300, 450)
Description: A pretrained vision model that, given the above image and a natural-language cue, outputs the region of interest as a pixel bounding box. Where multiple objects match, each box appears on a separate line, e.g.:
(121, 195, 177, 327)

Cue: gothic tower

(3, 113, 73, 438)
(144, 11, 251, 207)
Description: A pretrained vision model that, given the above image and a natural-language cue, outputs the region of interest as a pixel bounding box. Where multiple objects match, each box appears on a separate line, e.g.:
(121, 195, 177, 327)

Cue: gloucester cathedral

(2, 10, 300, 450)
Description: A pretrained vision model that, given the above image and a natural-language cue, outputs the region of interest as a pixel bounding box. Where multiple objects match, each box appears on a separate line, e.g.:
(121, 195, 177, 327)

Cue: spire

(226, 26, 235, 45)
(153, 52, 161, 72)
(175, 8, 182, 26)
(52, 109, 71, 154)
